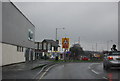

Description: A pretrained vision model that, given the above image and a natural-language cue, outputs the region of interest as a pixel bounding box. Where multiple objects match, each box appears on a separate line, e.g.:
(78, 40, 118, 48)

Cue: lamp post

(56, 27, 65, 41)
(55, 27, 65, 60)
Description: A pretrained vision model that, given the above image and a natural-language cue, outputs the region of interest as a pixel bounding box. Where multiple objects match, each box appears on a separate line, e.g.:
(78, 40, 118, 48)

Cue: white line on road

(88, 64, 94, 69)
(88, 66, 91, 69)
(91, 69, 99, 75)
(102, 77, 108, 79)
(88, 63, 102, 75)
(39, 64, 58, 79)
(33, 64, 48, 79)
(88, 63, 109, 80)
(88, 63, 101, 69)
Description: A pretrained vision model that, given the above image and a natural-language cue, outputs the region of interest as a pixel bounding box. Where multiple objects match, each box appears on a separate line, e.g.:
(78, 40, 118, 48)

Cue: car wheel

(103, 64, 110, 70)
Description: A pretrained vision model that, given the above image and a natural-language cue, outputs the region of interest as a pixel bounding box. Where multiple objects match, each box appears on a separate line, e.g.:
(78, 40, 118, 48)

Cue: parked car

(81, 56, 89, 61)
(103, 51, 120, 70)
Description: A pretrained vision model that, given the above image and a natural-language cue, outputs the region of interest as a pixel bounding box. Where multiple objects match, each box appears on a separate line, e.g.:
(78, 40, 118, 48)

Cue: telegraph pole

(78, 36, 80, 44)
(92, 44, 94, 51)
(107, 41, 109, 51)
(56, 28, 57, 41)
(96, 43, 97, 51)
(55, 27, 65, 41)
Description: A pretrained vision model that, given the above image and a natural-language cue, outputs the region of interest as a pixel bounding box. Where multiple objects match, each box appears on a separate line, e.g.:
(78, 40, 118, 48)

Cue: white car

(103, 51, 120, 70)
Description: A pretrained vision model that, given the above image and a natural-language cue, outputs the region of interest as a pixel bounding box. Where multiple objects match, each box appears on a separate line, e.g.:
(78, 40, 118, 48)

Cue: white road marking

(33, 64, 48, 79)
(88, 63, 102, 75)
(88, 63, 109, 80)
(88, 66, 91, 69)
(88, 63, 101, 69)
(39, 64, 57, 79)
(91, 69, 99, 75)
(88, 64, 94, 69)
(102, 77, 108, 79)
(39, 71, 47, 79)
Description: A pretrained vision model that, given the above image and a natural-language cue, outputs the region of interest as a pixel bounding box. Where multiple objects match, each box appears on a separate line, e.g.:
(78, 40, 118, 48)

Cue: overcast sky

(12, 1, 118, 51)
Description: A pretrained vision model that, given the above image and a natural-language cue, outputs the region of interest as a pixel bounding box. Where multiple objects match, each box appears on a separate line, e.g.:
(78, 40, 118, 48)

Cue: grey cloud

(13, 2, 118, 51)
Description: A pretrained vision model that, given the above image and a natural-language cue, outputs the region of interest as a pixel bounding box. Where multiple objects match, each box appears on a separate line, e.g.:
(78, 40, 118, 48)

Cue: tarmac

(2, 60, 53, 79)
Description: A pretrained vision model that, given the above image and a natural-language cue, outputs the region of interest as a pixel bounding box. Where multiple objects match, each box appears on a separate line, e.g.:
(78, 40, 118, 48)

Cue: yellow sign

(62, 38, 70, 49)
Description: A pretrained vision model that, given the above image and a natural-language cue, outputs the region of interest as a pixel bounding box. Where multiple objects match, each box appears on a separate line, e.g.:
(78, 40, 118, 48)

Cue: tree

(111, 44, 117, 51)
(70, 44, 84, 60)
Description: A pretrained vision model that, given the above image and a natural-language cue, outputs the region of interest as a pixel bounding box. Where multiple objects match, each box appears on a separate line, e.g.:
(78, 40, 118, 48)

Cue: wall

(2, 43, 25, 66)
(2, 2, 35, 48)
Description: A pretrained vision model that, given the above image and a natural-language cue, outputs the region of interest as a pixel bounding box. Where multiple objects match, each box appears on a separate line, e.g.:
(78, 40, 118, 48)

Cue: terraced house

(1, 0, 35, 66)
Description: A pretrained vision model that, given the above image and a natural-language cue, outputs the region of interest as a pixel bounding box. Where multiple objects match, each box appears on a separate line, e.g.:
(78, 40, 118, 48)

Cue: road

(40, 62, 120, 80)
(90, 63, 120, 80)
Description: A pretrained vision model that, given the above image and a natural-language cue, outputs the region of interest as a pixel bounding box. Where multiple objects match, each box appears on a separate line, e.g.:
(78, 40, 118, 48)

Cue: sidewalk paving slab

(2, 60, 53, 79)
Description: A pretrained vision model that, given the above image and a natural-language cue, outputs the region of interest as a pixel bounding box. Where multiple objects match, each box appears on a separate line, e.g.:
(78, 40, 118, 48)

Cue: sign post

(62, 38, 70, 61)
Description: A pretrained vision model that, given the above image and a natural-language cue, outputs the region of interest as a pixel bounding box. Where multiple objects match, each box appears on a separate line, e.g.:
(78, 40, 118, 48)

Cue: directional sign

(62, 38, 70, 49)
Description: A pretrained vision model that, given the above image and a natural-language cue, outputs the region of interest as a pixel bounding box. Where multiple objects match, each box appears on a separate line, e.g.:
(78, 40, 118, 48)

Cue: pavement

(2, 59, 54, 79)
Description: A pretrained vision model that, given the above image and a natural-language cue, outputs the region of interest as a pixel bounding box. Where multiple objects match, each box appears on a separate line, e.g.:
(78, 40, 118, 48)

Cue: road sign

(62, 38, 70, 49)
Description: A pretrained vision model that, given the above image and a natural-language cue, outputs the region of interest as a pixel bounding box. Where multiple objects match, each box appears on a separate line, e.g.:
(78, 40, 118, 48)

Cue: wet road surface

(41, 62, 120, 80)
(42, 63, 103, 79)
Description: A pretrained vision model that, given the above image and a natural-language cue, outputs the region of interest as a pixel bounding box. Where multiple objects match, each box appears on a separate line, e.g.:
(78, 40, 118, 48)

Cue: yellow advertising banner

(62, 38, 70, 49)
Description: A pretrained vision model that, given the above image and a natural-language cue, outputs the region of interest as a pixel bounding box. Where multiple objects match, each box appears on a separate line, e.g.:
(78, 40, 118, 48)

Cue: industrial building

(1, 1, 35, 66)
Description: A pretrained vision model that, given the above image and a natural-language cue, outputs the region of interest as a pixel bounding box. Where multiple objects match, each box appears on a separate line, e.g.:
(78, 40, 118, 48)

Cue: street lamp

(56, 27, 65, 41)
(55, 27, 65, 60)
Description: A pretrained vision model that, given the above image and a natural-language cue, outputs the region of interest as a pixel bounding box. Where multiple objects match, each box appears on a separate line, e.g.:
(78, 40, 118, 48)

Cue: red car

(82, 56, 89, 61)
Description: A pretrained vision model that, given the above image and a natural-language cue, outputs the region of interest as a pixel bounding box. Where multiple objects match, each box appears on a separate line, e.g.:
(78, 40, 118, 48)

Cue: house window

(43, 43, 46, 50)
(35, 43, 38, 49)
(39, 43, 42, 49)
(48, 43, 51, 50)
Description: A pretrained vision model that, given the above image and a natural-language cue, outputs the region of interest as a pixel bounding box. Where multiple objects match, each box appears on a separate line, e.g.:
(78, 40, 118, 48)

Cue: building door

(25, 48, 30, 62)
(30, 49, 34, 61)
